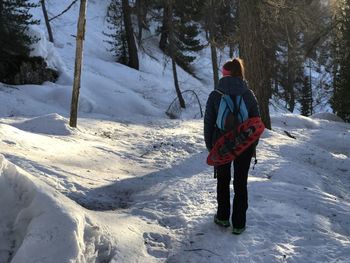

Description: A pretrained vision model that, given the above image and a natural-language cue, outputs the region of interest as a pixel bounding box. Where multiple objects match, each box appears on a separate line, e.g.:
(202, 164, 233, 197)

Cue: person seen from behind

(204, 58, 260, 235)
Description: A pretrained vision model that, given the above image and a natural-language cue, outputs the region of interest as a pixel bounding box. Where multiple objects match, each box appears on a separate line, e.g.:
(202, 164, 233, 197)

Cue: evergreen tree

(0, 0, 39, 81)
(158, 0, 204, 73)
(332, 0, 350, 122)
(105, 1, 128, 65)
(105, 0, 139, 69)
(299, 76, 313, 116)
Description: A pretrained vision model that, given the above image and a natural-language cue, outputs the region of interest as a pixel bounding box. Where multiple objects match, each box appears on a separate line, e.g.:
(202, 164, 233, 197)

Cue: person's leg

(216, 162, 232, 220)
(232, 147, 254, 228)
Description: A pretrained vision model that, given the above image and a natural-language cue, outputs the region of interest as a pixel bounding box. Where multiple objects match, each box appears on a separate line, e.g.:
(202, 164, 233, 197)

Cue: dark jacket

(204, 76, 260, 151)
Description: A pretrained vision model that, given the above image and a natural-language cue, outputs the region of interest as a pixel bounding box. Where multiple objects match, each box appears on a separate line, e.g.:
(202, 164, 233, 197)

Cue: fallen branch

(284, 130, 296, 139)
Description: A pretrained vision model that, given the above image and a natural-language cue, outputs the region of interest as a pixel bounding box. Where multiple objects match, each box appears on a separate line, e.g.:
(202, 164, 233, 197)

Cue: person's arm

(204, 92, 216, 151)
(244, 89, 260, 118)
(244, 89, 261, 148)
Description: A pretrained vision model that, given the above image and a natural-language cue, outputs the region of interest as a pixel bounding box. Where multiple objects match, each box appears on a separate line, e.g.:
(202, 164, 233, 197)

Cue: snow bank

(0, 155, 116, 263)
(29, 26, 66, 74)
(311, 112, 345, 122)
(271, 113, 320, 129)
(12, 113, 73, 136)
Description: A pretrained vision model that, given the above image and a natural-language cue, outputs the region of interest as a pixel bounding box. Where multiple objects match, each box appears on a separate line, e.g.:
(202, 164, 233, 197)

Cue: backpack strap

(215, 89, 236, 113)
(236, 96, 244, 122)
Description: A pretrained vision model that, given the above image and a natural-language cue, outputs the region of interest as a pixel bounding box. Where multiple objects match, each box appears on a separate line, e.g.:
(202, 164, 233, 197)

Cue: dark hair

(223, 58, 245, 79)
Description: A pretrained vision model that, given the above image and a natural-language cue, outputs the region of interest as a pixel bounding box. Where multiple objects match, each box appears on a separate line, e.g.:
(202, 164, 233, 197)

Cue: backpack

(215, 89, 248, 133)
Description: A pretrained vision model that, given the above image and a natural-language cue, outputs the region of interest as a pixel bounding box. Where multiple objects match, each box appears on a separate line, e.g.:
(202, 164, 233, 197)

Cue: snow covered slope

(0, 0, 349, 262)
(1, 0, 207, 121)
(0, 155, 114, 263)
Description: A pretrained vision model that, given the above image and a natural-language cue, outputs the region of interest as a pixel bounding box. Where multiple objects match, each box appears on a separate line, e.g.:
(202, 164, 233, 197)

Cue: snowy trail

(87, 116, 350, 262)
(1, 113, 350, 262)
(131, 118, 350, 263)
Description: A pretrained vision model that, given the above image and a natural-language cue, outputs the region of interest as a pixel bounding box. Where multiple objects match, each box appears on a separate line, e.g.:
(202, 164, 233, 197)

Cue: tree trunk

(168, 0, 185, 108)
(159, 3, 171, 52)
(172, 58, 186, 108)
(136, 0, 147, 45)
(210, 43, 219, 89)
(238, 0, 271, 129)
(41, 0, 54, 43)
(122, 0, 139, 70)
(70, 0, 87, 128)
(207, 0, 219, 89)
(286, 23, 297, 113)
(309, 60, 313, 115)
(229, 44, 234, 58)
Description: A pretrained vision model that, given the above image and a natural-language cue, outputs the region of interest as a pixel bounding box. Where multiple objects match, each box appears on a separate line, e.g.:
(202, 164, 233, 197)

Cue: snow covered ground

(0, 1, 349, 262)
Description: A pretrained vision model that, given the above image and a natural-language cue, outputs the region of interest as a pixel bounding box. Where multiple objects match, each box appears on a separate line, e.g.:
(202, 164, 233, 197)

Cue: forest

(1, 0, 349, 126)
(0, 1, 350, 263)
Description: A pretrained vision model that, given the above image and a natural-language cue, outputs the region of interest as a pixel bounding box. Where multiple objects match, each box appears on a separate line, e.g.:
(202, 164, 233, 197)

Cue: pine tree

(158, 0, 204, 73)
(332, 0, 350, 122)
(105, 0, 139, 69)
(0, 0, 39, 81)
(105, 0, 129, 65)
(300, 76, 313, 116)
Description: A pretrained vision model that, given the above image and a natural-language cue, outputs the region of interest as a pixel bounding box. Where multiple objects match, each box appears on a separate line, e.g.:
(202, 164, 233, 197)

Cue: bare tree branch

(304, 21, 341, 57)
(49, 0, 78, 22)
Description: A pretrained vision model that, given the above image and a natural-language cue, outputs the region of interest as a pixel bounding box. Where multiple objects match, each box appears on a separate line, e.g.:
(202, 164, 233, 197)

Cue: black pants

(216, 147, 254, 228)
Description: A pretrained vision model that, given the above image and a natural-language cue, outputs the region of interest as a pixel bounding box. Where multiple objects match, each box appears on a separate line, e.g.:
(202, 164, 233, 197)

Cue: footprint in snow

(143, 232, 171, 259)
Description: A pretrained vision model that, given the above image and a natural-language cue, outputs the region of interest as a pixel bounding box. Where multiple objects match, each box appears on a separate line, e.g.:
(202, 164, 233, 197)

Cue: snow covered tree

(0, 0, 39, 81)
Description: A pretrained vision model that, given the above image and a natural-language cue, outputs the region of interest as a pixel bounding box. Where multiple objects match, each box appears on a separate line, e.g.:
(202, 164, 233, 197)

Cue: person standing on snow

(204, 58, 260, 235)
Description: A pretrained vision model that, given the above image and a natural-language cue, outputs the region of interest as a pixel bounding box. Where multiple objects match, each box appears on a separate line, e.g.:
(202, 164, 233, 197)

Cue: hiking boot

(232, 226, 246, 235)
(214, 215, 230, 228)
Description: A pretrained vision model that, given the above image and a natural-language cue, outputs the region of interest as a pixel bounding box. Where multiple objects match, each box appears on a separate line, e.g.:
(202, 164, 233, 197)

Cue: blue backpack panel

(216, 93, 248, 131)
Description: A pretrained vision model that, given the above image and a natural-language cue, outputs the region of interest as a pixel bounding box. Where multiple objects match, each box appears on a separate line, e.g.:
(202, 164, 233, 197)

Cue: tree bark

(168, 0, 185, 108)
(238, 0, 272, 129)
(70, 0, 87, 128)
(229, 44, 234, 58)
(172, 58, 186, 108)
(136, 0, 147, 45)
(41, 0, 54, 43)
(122, 0, 139, 70)
(207, 0, 219, 89)
(159, 3, 171, 52)
(210, 43, 219, 89)
(286, 23, 297, 112)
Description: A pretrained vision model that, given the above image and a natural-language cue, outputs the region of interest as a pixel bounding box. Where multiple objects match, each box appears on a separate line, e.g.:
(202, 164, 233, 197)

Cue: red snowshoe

(207, 117, 265, 166)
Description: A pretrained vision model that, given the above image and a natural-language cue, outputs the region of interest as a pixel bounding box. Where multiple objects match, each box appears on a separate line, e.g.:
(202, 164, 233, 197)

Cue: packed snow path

(0, 114, 349, 262)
